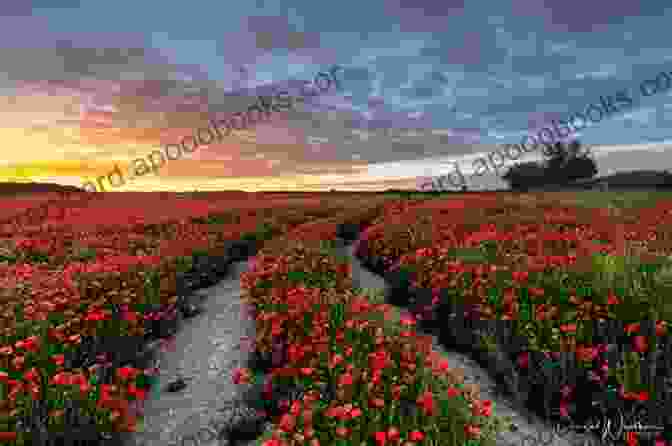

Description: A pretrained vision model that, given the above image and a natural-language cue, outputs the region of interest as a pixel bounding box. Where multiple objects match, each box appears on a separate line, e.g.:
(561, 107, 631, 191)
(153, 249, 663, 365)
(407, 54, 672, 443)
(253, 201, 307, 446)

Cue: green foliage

(242, 222, 276, 242)
(25, 251, 50, 264)
(0, 252, 18, 263)
(71, 246, 97, 262)
(142, 269, 161, 305)
(174, 255, 193, 274)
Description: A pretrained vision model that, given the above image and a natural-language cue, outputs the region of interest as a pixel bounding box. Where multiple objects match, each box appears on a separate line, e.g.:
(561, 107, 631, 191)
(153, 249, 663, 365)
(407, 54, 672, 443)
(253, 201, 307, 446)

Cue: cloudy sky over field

(0, 0, 671, 191)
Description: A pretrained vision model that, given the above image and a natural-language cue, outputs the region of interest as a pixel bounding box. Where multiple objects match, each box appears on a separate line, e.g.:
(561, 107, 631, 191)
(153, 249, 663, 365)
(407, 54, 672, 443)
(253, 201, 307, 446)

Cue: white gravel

(123, 240, 603, 446)
(127, 260, 257, 446)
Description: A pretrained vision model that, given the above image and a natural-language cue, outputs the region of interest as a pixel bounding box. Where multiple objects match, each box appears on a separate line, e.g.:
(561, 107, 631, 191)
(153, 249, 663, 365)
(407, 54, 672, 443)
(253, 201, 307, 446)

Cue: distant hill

(0, 182, 87, 196)
(549, 170, 672, 189)
(595, 170, 672, 186)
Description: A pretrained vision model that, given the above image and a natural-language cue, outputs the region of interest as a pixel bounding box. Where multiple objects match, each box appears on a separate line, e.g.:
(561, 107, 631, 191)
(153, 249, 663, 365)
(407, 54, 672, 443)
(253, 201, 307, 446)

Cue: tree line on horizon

(501, 139, 598, 191)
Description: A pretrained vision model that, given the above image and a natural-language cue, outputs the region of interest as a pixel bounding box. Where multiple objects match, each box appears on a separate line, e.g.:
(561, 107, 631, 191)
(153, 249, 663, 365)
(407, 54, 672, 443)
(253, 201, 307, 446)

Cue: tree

(501, 161, 547, 191)
(543, 141, 568, 172)
(503, 139, 597, 190)
(542, 139, 597, 185)
(562, 156, 598, 182)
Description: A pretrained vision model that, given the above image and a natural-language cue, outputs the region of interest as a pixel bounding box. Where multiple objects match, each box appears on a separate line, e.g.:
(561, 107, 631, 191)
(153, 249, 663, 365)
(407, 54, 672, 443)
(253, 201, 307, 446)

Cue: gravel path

(340, 243, 603, 446)
(127, 260, 260, 446)
(122, 239, 602, 446)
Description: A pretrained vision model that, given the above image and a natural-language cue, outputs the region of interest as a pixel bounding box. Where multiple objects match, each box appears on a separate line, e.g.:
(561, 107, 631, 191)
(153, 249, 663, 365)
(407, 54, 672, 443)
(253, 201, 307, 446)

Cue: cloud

(510, 0, 669, 32)
(0, 0, 81, 16)
(246, 15, 321, 51)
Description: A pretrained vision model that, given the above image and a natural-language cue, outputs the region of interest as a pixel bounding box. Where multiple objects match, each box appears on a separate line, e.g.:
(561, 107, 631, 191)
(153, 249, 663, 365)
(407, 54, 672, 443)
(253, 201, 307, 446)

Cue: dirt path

(339, 243, 602, 446)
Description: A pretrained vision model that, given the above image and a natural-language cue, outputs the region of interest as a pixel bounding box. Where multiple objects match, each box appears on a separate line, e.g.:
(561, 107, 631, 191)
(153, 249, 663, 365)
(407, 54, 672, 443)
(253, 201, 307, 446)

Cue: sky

(0, 0, 671, 191)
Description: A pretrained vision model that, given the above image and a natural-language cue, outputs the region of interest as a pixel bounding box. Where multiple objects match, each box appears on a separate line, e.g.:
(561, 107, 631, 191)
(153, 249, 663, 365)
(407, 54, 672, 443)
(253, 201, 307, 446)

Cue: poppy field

(0, 191, 402, 444)
(353, 192, 672, 444)
(1, 190, 671, 446)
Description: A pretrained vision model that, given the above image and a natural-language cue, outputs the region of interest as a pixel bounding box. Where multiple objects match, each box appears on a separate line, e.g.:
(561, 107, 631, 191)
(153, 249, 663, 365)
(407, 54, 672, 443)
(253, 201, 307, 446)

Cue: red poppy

(23, 367, 40, 382)
(560, 323, 577, 333)
(632, 335, 648, 353)
(446, 387, 460, 398)
(232, 367, 252, 385)
(409, 431, 425, 442)
(338, 372, 353, 386)
(369, 398, 385, 409)
(335, 426, 350, 438)
(625, 322, 641, 335)
(11, 355, 25, 371)
(387, 427, 400, 442)
(262, 437, 282, 446)
(607, 291, 621, 305)
(517, 352, 530, 368)
(464, 424, 481, 438)
(473, 400, 493, 417)
(279, 413, 296, 433)
(656, 320, 668, 336)
(416, 390, 435, 416)
(116, 366, 140, 381)
(0, 432, 17, 441)
(374, 431, 387, 446)
(626, 431, 639, 446)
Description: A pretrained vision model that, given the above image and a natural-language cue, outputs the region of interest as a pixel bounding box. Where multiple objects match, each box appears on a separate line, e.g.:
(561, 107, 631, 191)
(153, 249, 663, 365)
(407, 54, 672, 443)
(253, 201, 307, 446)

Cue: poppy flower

(369, 398, 385, 409)
(387, 427, 400, 442)
(23, 367, 40, 382)
(474, 400, 493, 417)
(409, 431, 424, 442)
(626, 431, 638, 446)
(232, 367, 253, 385)
(464, 424, 481, 438)
(416, 391, 435, 416)
(560, 323, 577, 333)
(656, 320, 668, 336)
(374, 431, 387, 446)
(632, 335, 648, 353)
(517, 352, 530, 368)
(607, 291, 621, 305)
(625, 323, 641, 335)
(446, 387, 461, 398)
(436, 358, 450, 373)
(11, 355, 25, 371)
(279, 413, 296, 433)
(338, 373, 353, 386)
(116, 366, 140, 381)
(335, 426, 350, 438)
(51, 354, 65, 367)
